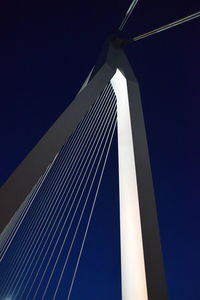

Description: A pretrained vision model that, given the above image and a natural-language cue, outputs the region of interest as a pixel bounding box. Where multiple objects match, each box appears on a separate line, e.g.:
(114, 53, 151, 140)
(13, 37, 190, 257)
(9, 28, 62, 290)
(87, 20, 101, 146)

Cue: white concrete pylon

(111, 69, 148, 300)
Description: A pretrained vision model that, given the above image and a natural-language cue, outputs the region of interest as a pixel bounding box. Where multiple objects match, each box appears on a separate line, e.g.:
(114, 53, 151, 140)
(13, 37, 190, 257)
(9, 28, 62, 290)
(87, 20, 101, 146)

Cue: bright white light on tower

(111, 69, 148, 300)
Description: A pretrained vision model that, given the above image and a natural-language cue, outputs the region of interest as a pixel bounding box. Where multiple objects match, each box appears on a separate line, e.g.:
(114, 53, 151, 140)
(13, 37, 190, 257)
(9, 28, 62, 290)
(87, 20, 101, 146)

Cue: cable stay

(118, 0, 139, 31)
(132, 11, 200, 41)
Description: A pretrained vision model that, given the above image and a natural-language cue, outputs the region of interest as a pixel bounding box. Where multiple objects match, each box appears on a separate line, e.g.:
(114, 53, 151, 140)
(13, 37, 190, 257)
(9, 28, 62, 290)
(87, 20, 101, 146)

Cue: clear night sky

(0, 0, 200, 299)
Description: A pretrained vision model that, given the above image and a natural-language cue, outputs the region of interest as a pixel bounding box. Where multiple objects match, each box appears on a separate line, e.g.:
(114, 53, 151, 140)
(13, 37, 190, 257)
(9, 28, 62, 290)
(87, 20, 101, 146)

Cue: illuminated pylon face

(111, 69, 148, 300)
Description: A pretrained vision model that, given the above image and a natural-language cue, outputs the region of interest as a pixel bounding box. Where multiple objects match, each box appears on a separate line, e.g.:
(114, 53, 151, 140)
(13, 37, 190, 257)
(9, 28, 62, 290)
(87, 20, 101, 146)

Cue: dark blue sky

(0, 0, 200, 299)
